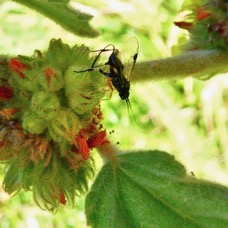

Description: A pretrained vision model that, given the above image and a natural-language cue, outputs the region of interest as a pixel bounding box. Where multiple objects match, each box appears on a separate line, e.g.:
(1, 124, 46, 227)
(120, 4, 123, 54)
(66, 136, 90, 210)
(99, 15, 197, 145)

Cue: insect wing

(122, 37, 139, 80)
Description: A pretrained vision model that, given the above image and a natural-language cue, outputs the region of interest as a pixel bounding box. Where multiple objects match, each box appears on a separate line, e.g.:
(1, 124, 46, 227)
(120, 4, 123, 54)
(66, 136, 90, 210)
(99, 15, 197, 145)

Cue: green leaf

(86, 150, 228, 227)
(12, 0, 99, 37)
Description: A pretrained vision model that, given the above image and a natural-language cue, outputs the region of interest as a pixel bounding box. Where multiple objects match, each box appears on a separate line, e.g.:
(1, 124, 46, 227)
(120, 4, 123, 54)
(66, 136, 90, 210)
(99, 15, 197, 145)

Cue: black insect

(74, 38, 140, 126)
(74, 38, 139, 103)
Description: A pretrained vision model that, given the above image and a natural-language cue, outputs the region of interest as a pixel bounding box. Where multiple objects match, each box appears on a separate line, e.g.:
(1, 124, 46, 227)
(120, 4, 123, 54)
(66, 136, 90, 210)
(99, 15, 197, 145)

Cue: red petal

(9, 58, 29, 78)
(71, 144, 78, 153)
(59, 191, 66, 205)
(87, 130, 109, 148)
(196, 7, 211, 21)
(44, 67, 57, 86)
(0, 86, 13, 100)
(75, 129, 90, 160)
(0, 108, 18, 119)
(174, 21, 193, 30)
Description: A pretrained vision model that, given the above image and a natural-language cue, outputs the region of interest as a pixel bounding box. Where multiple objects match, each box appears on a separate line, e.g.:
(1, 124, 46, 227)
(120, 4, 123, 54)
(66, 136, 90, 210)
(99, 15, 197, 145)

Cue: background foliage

(0, 0, 227, 227)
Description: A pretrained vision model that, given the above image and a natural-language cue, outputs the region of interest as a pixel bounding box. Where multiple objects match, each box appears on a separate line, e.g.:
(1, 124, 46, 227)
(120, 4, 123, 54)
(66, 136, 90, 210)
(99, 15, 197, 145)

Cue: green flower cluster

(177, 0, 228, 50)
(0, 39, 108, 212)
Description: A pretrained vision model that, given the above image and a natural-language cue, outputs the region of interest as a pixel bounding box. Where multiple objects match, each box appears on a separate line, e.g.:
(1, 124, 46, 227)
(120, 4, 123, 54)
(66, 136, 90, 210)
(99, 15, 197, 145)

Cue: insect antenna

(89, 44, 116, 68)
(74, 44, 116, 73)
(125, 98, 142, 128)
(130, 52, 138, 75)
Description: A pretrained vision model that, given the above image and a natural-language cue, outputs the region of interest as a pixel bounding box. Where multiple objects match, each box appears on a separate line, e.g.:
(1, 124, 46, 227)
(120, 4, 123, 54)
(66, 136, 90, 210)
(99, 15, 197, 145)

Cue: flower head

(176, 1, 228, 50)
(1, 39, 109, 212)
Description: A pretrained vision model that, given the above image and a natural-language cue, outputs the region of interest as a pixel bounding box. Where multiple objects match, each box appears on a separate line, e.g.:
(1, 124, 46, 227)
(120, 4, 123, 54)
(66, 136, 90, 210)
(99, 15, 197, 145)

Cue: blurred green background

(0, 0, 228, 227)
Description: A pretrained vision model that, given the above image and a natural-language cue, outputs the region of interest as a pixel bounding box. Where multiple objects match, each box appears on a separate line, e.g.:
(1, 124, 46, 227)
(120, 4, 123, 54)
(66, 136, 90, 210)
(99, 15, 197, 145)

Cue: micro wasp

(74, 38, 139, 124)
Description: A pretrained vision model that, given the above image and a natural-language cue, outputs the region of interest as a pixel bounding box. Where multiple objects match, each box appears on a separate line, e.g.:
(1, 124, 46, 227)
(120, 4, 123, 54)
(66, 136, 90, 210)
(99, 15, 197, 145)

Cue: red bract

(174, 21, 193, 30)
(44, 67, 57, 86)
(0, 86, 13, 100)
(74, 129, 90, 160)
(52, 190, 67, 205)
(196, 7, 211, 21)
(9, 58, 29, 78)
(73, 107, 108, 160)
(87, 130, 109, 148)
(74, 129, 109, 160)
(59, 191, 66, 205)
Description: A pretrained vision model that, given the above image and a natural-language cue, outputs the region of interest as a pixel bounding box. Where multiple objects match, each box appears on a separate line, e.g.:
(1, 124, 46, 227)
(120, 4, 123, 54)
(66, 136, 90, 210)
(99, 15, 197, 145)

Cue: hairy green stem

(132, 50, 228, 82)
(12, 0, 99, 38)
(98, 144, 119, 164)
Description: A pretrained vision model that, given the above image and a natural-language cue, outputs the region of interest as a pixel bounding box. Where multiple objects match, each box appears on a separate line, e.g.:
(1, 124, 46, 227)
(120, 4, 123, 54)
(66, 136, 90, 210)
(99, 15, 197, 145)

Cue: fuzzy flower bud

(22, 111, 46, 134)
(31, 91, 60, 120)
(176, 0, 228, 50)
(9, 58, 29, 78)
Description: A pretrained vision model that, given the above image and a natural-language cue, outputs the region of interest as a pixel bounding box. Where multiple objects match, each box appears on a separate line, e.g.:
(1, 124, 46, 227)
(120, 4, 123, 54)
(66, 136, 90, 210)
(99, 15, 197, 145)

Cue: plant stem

(132, 50, 228, 82)
(98, 144, 119, 164)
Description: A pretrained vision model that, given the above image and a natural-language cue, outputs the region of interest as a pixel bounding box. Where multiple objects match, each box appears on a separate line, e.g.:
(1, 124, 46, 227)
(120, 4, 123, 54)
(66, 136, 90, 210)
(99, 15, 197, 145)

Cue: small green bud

(65, 66, 105, 115)
(22, 111, 46, 134)
(48, 108, 80, 142)
(45, 39, 72, 72)
(37, 67, 64, 92)
(31, 91, 60, 120)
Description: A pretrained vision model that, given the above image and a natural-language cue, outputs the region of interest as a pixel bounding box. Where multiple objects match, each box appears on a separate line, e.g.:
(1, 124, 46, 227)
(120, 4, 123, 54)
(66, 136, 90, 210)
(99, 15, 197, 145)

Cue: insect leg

(99, 69, 112, 78)
(107, 78, 114, 99)
(74, 64, 106, 73)
(99, 69, 114, 99)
